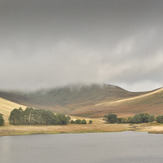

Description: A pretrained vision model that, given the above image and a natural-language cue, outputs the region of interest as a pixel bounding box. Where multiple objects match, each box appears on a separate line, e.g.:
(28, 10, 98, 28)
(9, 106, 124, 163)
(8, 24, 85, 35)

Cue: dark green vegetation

(132, 113, 154, 124)
(88, 120, 93, 124)
(70, 119, 87, 124)
(103, 113, 118, 123)
(104, 113, 155, 124)
(9, 107, 70, 125)
(0, 113, 5, 126)
(156, 115, 163, 123)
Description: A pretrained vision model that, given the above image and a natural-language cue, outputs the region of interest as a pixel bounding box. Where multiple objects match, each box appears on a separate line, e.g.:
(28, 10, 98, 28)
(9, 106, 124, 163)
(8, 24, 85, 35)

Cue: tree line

(103, 113, 163, 124)
(9, 107, 70, 125)
(8, 107, 91, 125)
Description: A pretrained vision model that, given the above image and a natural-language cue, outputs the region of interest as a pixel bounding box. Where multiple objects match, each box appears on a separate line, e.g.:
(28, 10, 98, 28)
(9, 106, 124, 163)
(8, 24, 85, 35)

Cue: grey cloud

(0, 0, 163, 91)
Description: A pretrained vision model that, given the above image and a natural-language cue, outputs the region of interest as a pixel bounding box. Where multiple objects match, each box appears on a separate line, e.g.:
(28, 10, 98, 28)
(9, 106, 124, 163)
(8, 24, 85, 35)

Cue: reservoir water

(0, 132, 163, 163)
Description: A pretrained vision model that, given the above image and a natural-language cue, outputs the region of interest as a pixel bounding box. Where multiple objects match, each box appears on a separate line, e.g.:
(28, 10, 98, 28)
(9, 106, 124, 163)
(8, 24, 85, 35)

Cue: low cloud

(0, 0, 162, 91)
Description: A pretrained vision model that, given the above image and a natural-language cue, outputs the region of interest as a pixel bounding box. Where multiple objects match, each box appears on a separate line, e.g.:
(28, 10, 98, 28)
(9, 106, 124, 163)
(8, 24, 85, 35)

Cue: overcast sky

(0, 0, 163, 91)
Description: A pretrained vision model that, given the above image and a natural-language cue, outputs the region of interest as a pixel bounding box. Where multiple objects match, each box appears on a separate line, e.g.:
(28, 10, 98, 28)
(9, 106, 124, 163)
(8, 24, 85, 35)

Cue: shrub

(88, 120, 93, 124)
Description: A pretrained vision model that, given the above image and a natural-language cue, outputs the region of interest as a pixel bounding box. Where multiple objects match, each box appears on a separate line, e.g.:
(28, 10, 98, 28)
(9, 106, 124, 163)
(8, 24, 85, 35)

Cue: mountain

(0, 84, 162, 118)
(70, 87, 163, 117)
(24, 84, 147, 112)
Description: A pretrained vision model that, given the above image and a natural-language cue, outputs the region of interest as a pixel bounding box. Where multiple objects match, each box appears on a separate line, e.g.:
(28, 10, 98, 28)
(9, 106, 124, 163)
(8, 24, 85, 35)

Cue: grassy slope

(0, 98, 131, 136)
(0, 84, 148, 114)
(70, 88, 163, 117)
(0, 84, 162, 118)
(0, 97, 26, 122)
(0, 94, 163, 136)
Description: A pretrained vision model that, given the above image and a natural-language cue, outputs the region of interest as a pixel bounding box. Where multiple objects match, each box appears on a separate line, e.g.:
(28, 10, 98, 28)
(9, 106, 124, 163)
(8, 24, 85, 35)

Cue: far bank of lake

(1, 120, 163, 136)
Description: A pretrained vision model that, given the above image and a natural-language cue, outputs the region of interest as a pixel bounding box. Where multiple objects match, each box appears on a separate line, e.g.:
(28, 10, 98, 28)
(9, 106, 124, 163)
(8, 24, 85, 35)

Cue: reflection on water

(0, 132, 163, 163)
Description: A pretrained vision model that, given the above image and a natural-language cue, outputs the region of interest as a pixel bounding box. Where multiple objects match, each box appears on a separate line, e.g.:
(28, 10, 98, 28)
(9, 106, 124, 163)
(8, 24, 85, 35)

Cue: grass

(0, 124, 129, 136)
(0, 97, 26, 122)
(1, 117, 163, 136)
(0, 116, 131, 136)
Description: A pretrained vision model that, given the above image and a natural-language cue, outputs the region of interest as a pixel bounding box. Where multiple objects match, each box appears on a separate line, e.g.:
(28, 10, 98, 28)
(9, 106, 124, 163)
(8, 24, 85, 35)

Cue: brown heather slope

(0, 84, 147, 114)
(70, 88, 163, 118)
(0, 84, 161, 118)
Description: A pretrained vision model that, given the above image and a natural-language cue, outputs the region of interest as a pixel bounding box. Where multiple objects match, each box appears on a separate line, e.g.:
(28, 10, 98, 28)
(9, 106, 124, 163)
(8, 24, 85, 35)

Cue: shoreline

(0, 123, 163, 136)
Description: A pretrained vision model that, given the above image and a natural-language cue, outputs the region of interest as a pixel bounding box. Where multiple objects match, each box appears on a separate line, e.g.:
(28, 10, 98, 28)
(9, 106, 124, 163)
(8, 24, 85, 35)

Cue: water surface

(0, 132, 163, 163)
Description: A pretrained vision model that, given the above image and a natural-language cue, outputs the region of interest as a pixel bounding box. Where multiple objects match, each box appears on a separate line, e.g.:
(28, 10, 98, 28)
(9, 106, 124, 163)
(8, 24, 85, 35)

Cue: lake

(0, 132, 163, 163)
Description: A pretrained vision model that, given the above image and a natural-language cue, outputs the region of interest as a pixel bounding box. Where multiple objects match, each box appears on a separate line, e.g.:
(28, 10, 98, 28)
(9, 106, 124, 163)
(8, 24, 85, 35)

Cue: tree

(0, 113, 4, 126)
(104, 113, 117, 123)
(128, 117, 134, 123)
(81, 119, 87, 124)
(117, 118, 122, 123)
(116, 118, 127, 123)
(75, 119, 82, 124)
(24, 107, 33, 124)
(156, 115, 163, 123)
(148, 115, 154, 122)
(9, 108, 23, 125)
(55, 114, 70, 125)
(70, 120, 75, 124)
(70, 119, 87, 124)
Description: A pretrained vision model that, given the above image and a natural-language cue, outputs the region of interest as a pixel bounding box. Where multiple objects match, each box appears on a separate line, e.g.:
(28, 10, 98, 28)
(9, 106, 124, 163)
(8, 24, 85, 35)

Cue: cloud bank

(0, 0, 163, 91)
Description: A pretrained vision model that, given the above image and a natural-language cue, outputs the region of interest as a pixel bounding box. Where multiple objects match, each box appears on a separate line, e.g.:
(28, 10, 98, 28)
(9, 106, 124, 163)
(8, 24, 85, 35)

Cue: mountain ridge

(0, 84, 162, 117)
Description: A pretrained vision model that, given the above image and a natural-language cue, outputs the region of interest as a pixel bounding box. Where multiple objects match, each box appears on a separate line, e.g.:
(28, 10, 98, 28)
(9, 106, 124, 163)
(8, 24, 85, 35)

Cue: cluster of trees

(70, 119, 93, 124)
(9, 107, 70, 125)
(70, 119, 87, 124)
(0, 113, 4, 126)
(128, 113, 154, 124)
(104, 113, 155, 124)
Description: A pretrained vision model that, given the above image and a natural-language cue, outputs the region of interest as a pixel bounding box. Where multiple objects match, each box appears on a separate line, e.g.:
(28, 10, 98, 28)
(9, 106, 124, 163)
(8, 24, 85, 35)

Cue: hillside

(1, 84, 144, 112)
(0, 97, 26, 122)
(70, 88, 163, 117)
(27, 84, 146, 109)
(0, 84, 162, 118)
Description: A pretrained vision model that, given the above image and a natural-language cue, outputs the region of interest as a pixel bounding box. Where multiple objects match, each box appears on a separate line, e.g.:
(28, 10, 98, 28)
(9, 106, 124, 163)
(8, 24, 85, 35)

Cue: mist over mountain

(27, 83, 146, 106)
(1, 83, 161, 117)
